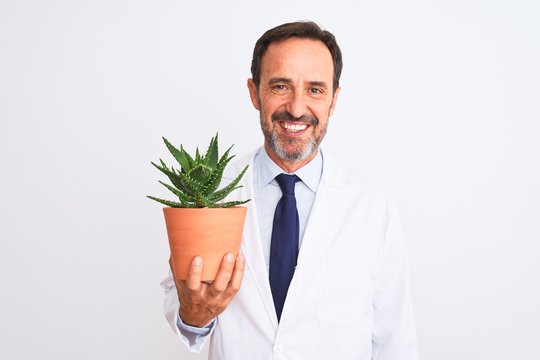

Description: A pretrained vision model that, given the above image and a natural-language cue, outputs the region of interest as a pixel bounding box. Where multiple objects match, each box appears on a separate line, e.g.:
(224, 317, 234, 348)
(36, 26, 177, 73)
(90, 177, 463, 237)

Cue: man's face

(248, 37, 340, 171)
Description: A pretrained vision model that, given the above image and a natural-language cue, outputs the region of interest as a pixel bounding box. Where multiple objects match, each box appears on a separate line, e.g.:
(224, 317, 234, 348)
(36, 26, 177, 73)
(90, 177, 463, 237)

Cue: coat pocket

(315, 260, 373, 327)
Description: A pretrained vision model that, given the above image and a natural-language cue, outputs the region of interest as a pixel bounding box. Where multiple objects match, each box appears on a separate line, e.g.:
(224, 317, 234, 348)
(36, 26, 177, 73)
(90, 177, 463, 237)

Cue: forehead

(259, 37, 334, 82)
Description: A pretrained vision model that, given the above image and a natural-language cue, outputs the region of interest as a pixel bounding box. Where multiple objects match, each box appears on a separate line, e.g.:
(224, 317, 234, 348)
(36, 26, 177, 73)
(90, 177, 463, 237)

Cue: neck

(264, 143, 318, 173)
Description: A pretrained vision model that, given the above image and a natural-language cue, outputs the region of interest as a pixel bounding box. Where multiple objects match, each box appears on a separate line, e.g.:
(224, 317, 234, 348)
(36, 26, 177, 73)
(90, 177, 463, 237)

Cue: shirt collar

(254, 146, 323, 193)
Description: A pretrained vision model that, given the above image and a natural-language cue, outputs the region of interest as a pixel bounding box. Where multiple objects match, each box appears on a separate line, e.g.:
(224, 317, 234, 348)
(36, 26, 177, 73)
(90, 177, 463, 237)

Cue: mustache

(271, 111, 319, 126)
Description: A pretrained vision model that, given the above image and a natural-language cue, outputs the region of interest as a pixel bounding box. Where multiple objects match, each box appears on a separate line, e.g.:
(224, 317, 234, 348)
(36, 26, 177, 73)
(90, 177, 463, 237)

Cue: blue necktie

(270, 173, 300, 321)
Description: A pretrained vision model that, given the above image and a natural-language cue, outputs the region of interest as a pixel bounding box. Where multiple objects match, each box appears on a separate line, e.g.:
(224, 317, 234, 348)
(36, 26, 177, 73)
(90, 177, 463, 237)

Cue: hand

(173, 253, 245, 327)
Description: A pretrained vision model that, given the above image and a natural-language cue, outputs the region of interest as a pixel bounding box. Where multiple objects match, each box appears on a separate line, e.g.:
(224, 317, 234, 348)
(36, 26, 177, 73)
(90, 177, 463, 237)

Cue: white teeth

(281, 122, 307, 132)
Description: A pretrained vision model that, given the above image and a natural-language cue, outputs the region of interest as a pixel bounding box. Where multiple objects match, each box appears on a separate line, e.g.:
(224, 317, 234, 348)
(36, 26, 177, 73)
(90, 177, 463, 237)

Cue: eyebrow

(268, 77, 293, 85)
(268, 77, 329, 89)
(308, 81, 329, 89)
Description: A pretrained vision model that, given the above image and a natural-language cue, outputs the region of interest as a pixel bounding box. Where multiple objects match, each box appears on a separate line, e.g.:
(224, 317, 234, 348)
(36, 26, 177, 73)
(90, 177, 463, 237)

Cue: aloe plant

(147, 134, 250, 208)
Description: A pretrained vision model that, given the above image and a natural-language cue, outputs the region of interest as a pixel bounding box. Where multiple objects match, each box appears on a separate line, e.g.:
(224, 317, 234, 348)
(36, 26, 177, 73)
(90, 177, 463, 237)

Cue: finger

(186, 256, 204, 291)
(209, 253, 236, 293)
(227, 252, 245, 294)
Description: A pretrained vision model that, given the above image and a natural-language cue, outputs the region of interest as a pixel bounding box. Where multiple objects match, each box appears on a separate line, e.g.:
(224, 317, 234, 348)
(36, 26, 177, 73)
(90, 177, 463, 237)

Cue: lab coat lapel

(279, 153, 349, 324)
(298, 154, 346, 261)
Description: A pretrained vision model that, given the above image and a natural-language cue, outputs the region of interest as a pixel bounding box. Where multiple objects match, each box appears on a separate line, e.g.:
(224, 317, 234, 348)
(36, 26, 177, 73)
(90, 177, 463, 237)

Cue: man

(162, 21, 419, 359)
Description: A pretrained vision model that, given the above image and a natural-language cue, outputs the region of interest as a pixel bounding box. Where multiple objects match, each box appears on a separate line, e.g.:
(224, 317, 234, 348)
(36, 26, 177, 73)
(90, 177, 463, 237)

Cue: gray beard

(267, 130, 317, 162)
(260, 115, 325, 162)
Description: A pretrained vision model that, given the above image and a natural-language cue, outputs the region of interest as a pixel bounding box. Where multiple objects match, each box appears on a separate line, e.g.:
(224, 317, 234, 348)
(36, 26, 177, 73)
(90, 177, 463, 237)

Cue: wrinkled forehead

(259, 38, 334, 83)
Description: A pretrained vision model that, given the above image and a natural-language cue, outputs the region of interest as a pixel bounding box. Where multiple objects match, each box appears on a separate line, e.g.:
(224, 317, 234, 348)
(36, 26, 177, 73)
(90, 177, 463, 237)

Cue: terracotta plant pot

(163, 207, 247, 281)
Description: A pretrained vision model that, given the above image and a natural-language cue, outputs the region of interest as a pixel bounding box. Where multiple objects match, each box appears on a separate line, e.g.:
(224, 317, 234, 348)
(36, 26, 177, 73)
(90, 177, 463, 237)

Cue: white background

(1, 1, 539, 359)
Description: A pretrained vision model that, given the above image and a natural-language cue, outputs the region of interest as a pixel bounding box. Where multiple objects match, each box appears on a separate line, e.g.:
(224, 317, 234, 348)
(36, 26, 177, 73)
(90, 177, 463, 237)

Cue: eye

(308, 87, 324, 95)
(271, 84, 290, 94)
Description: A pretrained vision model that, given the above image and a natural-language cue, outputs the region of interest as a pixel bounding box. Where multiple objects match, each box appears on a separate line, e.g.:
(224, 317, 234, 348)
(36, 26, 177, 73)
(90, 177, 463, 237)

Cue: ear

(329, 87, 341, 117)
(247, 78, 260, 110)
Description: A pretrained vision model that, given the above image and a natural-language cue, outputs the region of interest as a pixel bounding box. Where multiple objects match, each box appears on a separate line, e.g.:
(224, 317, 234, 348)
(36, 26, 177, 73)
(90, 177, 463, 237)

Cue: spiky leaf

(151, 161, 186, 192)
(204, 134, 219, 169)
(212, 199, 251, 208)
(181, 145, 195, 169)
(163, 137, 191, 171)
(187, 163, 213, 184)
(158, 181, 192, 205)
(209, 165, 249, 202)
(146, 196, 185, 208)
(202, 145, 235, 194)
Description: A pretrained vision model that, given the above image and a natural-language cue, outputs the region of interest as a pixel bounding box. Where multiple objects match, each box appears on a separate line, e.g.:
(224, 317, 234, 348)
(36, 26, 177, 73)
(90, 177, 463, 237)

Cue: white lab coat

(163, 149, 418, 360)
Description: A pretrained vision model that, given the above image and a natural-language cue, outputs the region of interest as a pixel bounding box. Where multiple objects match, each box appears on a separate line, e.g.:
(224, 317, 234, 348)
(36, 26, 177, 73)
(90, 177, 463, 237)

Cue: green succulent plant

(147, 134, 250, 208)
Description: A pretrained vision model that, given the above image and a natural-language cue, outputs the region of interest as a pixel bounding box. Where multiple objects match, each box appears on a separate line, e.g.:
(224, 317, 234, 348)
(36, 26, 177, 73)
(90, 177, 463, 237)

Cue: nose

(286, 91, 308, 119)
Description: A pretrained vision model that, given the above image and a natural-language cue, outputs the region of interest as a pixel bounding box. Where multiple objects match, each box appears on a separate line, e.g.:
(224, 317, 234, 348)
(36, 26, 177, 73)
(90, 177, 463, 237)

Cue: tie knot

(275, 174, 300, 195)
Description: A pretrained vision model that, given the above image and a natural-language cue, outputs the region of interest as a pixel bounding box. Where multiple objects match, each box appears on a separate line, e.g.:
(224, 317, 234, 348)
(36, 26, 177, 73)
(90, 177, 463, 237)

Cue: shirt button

(273, 345, 282, 353)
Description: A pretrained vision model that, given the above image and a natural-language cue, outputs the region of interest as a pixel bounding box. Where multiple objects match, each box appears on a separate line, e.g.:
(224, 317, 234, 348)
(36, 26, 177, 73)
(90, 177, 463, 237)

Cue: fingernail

(238, 253, 244, 262)
(226, 253, 234, 263)
(193, 256, 202, 266)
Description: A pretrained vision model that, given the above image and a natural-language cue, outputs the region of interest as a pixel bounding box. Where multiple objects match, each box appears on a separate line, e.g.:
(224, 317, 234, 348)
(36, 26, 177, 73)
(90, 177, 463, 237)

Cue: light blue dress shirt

(177, 147, 323, 336)
(253, 147, 322, 271)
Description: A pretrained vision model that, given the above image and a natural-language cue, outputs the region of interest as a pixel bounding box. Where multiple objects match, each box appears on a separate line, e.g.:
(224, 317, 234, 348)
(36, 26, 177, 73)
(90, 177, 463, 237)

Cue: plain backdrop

(1, 0, 539, 359)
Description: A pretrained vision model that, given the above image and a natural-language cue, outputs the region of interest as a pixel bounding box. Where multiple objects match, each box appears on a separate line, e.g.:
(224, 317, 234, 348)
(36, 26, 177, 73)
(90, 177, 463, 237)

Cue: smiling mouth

(279, 121, 309, 133)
